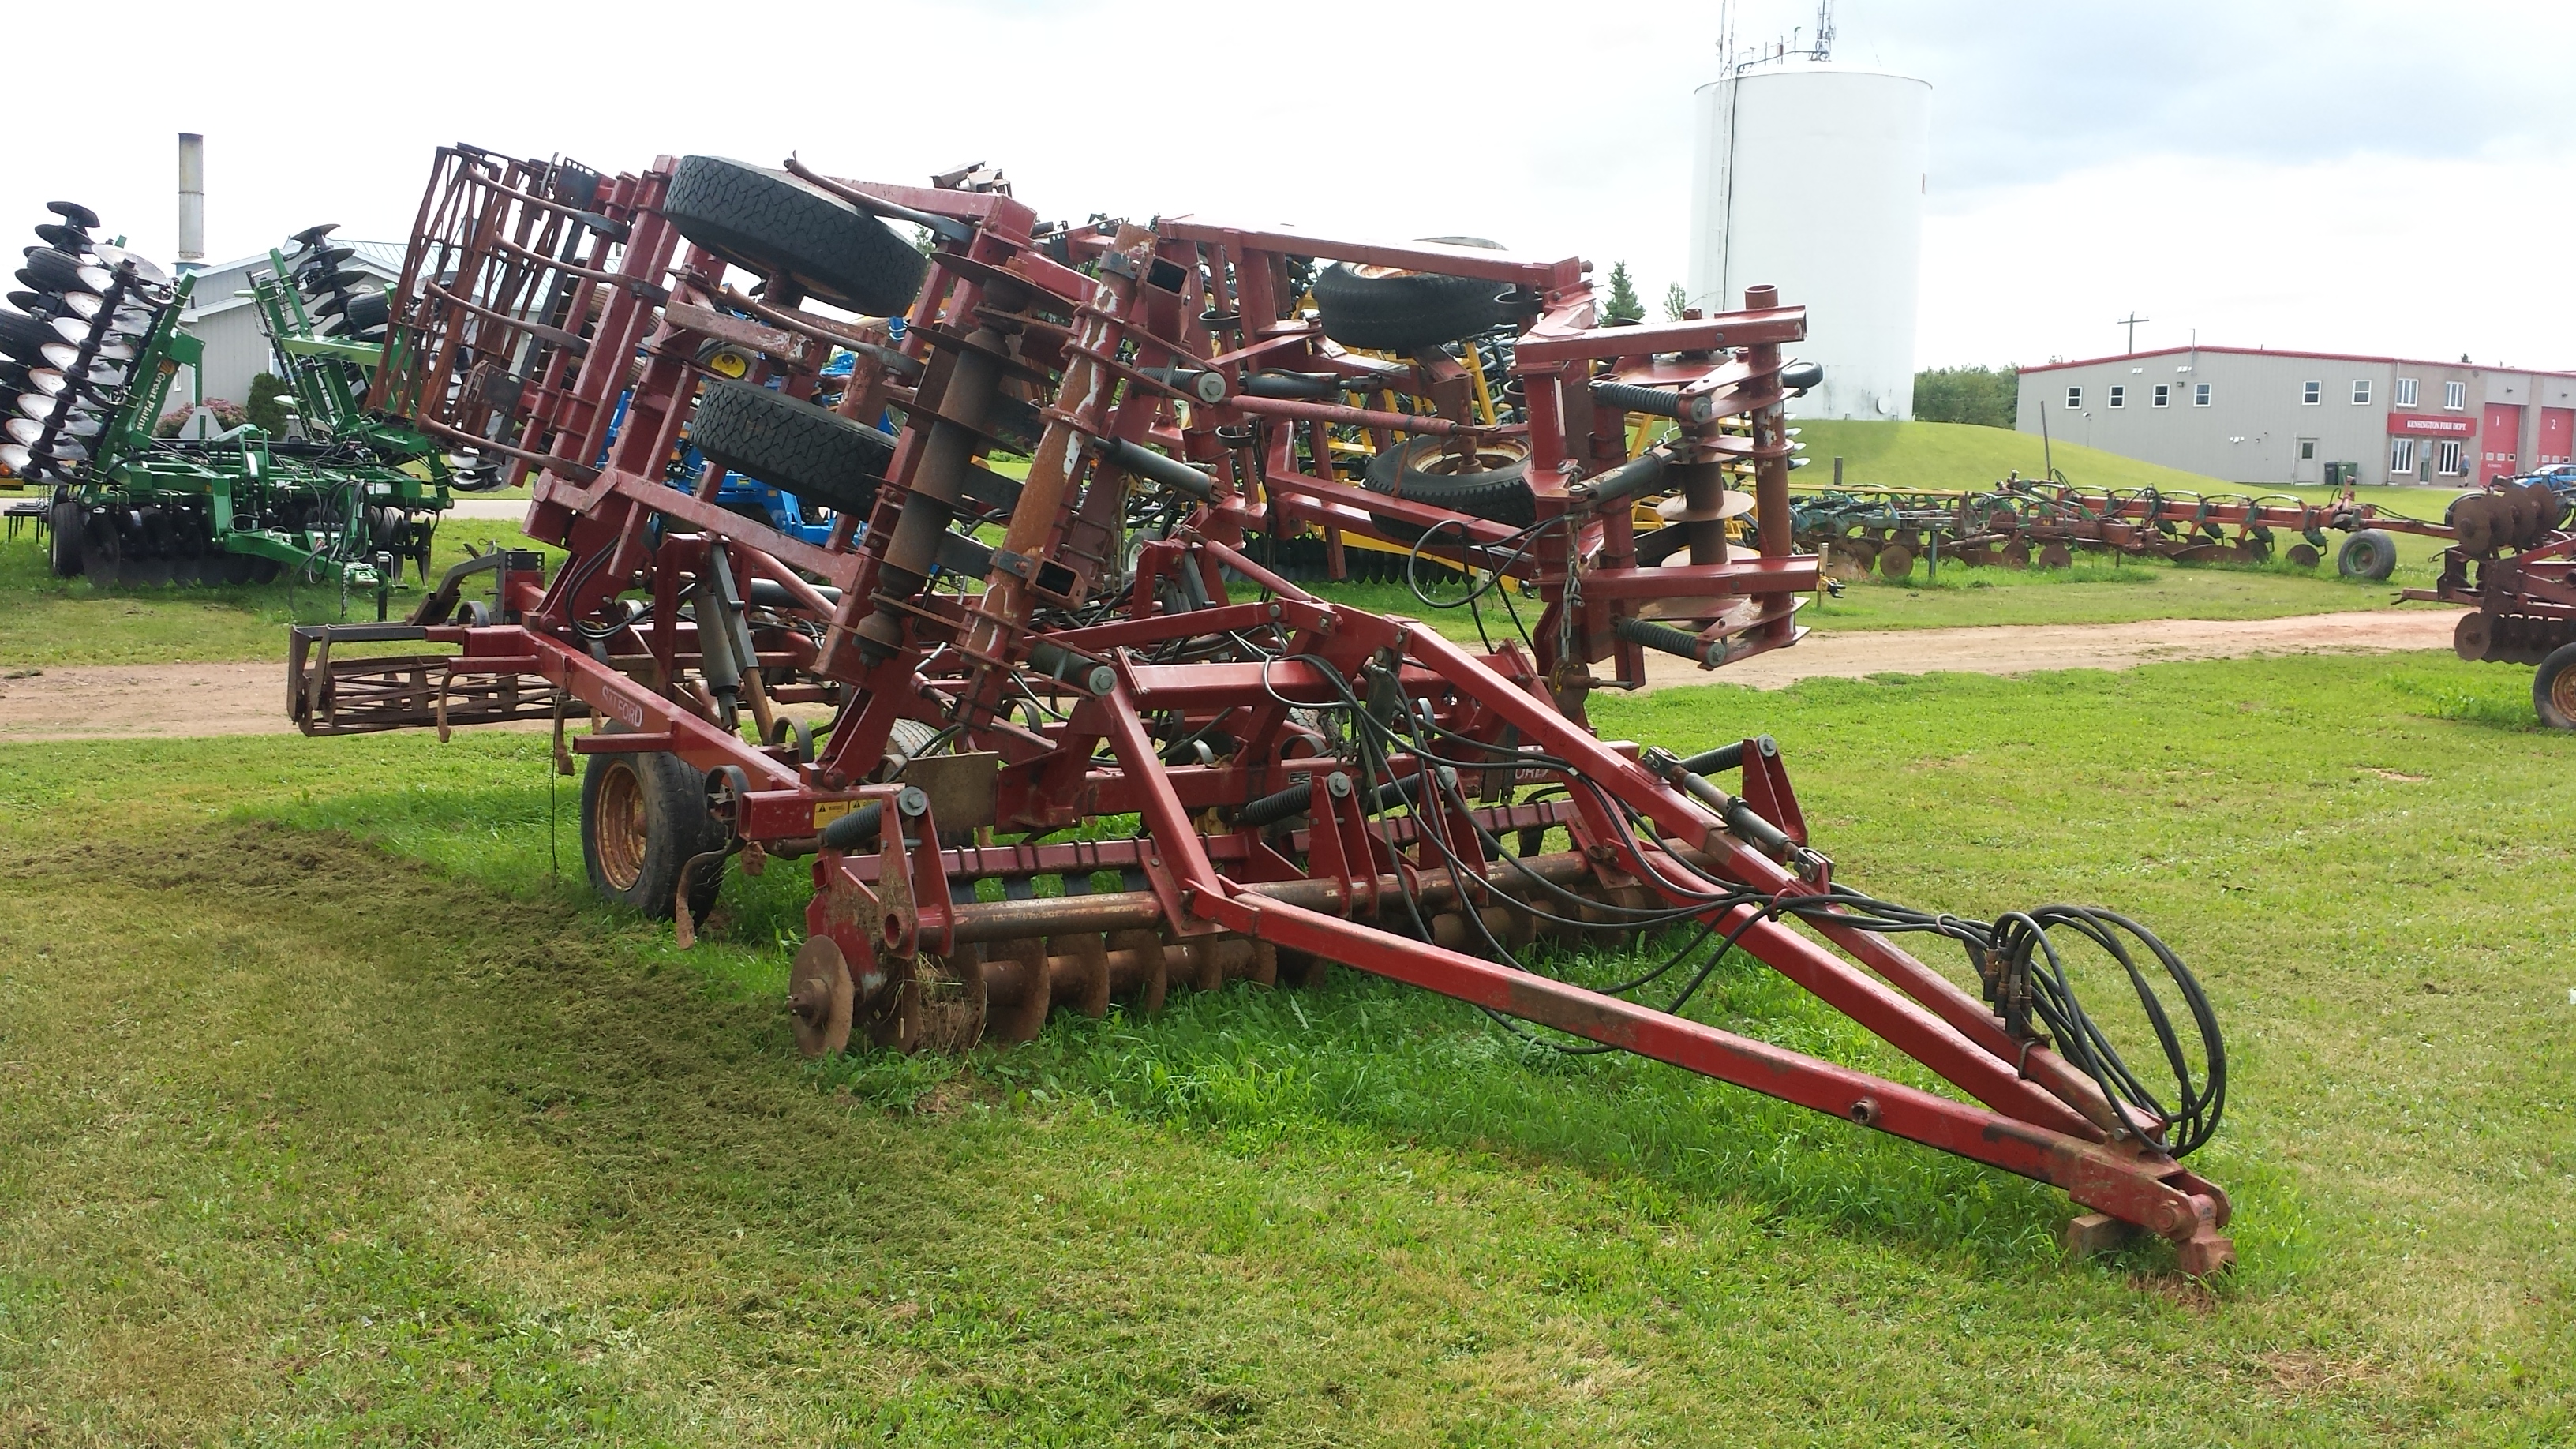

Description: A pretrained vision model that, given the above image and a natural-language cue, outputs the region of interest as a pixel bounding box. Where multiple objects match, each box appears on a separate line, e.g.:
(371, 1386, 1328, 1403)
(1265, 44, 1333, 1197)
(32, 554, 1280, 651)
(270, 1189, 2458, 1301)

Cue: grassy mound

(1790, 419, 2238, 494)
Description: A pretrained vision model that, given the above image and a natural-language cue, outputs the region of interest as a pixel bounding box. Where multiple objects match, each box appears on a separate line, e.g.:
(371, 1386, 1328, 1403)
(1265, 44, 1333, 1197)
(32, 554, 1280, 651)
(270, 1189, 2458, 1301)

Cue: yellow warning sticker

(812, 799, 857, 828)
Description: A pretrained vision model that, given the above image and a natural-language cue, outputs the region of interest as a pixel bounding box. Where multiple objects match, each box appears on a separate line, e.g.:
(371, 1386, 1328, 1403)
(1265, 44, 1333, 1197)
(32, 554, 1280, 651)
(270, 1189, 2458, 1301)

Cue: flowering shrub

(154, 398, 249, 438)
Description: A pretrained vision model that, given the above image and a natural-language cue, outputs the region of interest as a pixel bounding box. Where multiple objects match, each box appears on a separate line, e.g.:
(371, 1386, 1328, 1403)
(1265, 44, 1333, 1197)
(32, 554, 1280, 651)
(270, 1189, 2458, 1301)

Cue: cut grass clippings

(0, 653, 2570, 1443)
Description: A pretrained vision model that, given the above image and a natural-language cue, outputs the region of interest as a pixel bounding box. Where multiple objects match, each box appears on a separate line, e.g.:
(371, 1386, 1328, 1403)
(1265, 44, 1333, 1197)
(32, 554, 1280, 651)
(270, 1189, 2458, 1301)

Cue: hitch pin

(1642, 747, 1829, 882)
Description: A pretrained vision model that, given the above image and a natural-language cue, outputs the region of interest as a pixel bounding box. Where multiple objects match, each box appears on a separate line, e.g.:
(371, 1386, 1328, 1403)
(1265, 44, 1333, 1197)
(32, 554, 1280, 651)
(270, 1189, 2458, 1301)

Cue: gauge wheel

(1310, 237, 1504, 353)
(662, 155, 929, 316)
(582, 740, 727, 919)
(2336, 528, 2398, 580)
(2534, 642, 2576, 730)
(1359, 435, 1534, 541)
(689, 378, 893, 517)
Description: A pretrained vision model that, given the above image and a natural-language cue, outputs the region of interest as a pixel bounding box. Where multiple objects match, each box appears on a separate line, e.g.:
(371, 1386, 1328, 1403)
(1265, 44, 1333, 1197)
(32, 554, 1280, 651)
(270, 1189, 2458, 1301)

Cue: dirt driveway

(0, 608, 2466, 743)
(1637, 606, 2464, 690)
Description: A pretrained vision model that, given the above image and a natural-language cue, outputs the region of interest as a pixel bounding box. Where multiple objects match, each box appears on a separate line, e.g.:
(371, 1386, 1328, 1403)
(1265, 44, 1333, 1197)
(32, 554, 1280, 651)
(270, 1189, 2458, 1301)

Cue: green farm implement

(3, 206, 455, 605)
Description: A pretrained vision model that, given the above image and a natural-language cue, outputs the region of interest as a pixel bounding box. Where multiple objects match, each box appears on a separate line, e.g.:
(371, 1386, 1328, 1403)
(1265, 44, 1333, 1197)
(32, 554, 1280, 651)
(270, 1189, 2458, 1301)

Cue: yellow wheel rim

(595, 759, 649, 891)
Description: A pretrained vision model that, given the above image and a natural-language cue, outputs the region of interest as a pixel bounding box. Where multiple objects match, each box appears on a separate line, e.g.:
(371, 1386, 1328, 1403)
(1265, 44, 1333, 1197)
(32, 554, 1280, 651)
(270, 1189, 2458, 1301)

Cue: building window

(2352, 380, 2372, 404)
(2065, 386, 2082, 409)
(2395, 377, 2418, 407)
(2437, 440, 2466, 474)
(2194, 384, 2211, 406)
(2302, 380, 2321, 405)
(2301, 440, 2316, 461)
(2390, 437, 2416, 474)
(2153, 384, 2170, 407)
(2108, 385, 2125, 408)
(2443, 380, 2466, 410)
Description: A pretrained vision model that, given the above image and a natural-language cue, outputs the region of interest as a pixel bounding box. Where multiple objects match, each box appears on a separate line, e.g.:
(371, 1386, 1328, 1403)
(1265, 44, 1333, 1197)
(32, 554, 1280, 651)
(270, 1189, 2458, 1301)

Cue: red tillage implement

(290, 146, 2233, 1270)
(2402, 482, 2576, 728)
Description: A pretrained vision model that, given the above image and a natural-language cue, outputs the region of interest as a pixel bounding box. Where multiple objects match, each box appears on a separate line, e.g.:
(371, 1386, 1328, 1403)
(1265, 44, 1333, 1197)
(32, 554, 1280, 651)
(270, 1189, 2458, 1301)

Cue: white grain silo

(1687, 56, 1930, 421)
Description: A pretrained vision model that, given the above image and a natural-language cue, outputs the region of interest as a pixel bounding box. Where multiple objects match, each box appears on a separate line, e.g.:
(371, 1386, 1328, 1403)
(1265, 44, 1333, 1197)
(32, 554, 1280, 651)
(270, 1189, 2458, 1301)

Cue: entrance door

(2294, 438, 2320, 482)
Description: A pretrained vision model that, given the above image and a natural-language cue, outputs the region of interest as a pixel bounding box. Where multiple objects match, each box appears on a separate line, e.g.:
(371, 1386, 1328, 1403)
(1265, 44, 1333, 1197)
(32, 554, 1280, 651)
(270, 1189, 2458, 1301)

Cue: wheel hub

(593, 758, 650, 893)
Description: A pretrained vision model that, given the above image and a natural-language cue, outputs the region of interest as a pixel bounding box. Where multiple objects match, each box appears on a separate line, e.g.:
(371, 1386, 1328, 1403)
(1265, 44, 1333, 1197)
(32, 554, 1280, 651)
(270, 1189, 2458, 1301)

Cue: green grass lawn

(0, 527, 563, 668)
(0, 654, 2568, 1443)
(1789, 420, 2476, 511)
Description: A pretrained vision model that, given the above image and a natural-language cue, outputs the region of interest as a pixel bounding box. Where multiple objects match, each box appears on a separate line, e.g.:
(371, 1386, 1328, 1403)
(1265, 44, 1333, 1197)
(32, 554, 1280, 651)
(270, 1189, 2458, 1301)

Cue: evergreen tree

(1661, 282, 1690, 321)
(1601, 261, 1644, 324)
(245, 372, 294, 435)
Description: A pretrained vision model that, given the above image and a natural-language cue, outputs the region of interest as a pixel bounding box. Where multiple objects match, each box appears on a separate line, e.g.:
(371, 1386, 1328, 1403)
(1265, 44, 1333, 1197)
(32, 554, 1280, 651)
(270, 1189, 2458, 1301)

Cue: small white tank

(1687, 60, 1930, 421)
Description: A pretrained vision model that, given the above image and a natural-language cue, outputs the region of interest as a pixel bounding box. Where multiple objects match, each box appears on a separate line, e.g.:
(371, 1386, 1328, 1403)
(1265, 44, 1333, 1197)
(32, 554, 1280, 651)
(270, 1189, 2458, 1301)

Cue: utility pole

(2117, 313, 2149, 354)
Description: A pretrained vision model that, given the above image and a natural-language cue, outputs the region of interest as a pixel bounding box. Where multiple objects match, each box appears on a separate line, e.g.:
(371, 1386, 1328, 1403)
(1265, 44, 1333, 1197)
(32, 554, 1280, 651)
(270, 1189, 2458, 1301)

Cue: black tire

(338, 290, 390, 334)
(690, 379, 893, 516)
(47, 497, 81, 576)
(582, 743, 726, 919)
(2337, 528, 2398, 580)
(1360, 436, 1535, 537)
(2536, 642, 2576, 731)
(1311, 238, 1503, 353)
(662, 155, 929, 316)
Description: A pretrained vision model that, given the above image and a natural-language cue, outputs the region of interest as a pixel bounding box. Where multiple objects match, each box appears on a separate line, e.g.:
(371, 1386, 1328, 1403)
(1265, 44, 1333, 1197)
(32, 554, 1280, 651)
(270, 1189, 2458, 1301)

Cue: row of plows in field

(1795, 466, 2576, 726)
(1795, 476, 2563, 584)
(276, 142, 2237, 1271)
(0, 200, 456, 601)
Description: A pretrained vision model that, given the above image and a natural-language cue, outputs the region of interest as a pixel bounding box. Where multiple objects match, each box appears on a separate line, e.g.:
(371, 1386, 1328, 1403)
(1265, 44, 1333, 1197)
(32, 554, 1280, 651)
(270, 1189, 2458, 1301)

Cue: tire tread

(663, 156, 928, 316)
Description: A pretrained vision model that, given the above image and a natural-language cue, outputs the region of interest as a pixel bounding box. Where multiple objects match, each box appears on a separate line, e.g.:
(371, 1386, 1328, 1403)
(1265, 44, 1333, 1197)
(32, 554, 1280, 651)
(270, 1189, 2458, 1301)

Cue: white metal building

(2015, 346, 2576, 488)
(170, 242, 402, 409)
(1687, 58, 1930, 422)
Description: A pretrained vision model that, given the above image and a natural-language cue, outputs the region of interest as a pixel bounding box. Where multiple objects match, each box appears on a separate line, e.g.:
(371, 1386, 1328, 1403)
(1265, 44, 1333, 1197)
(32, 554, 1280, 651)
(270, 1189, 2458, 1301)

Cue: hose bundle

(1251, 647, 2226, 1158)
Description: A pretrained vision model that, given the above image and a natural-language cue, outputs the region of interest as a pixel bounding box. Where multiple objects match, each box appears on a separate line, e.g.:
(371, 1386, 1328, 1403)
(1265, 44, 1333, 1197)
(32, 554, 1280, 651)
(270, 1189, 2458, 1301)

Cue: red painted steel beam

(1515, 308, 1807, 365)
(1200, 893, 2215, 1247)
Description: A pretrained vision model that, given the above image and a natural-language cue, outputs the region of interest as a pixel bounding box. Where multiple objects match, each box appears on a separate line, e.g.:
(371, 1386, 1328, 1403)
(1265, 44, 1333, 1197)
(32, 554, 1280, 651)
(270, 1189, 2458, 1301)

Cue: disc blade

(3, 416, 44, 445)
(0, 441, 27, 473)
(46, 200, 102, 230)
(87, 246, 169, 288)
(33, 223, 90, 254)
(286, 223, 339, 251)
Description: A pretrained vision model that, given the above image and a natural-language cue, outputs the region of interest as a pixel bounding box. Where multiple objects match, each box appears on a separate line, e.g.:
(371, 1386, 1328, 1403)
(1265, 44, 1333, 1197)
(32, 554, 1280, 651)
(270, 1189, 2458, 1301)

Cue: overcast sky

(9, 0, 2570, 372)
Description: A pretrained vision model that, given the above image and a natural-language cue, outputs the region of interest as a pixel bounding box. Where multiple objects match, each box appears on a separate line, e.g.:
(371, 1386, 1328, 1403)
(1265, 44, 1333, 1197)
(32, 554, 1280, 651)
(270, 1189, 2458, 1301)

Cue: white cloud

(6, 0, 2568, 381)
(1920, 150, 2576, 367)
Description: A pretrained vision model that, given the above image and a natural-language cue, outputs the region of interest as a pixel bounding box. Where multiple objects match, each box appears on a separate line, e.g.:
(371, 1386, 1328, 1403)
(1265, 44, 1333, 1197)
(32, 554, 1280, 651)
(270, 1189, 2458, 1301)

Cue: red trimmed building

(2013, 346, 2576, 487)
